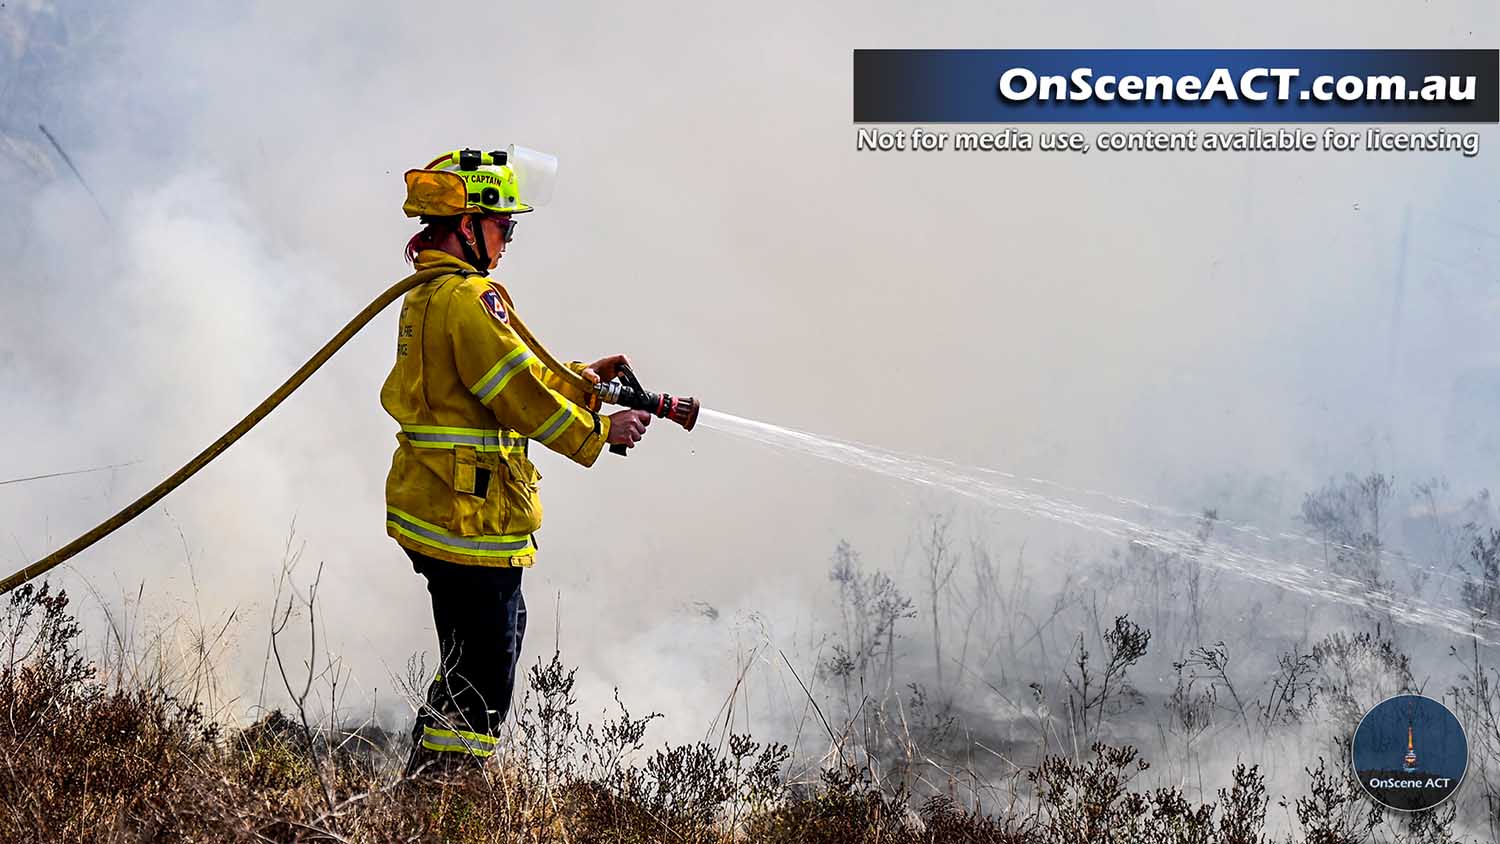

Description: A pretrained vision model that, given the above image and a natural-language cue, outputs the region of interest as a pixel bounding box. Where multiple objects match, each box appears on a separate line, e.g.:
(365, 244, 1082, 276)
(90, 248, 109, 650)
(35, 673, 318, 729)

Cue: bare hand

(606, 409, 651, 448)
(583, 354, 632, 385)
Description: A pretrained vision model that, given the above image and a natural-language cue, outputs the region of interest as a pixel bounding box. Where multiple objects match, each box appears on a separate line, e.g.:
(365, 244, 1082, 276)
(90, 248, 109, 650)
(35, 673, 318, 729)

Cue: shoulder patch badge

(479, 287, 508, 324)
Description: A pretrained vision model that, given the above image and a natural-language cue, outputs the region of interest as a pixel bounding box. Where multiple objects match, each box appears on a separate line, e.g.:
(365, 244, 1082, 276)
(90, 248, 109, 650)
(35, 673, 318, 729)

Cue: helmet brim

(478, 202, 534, 215)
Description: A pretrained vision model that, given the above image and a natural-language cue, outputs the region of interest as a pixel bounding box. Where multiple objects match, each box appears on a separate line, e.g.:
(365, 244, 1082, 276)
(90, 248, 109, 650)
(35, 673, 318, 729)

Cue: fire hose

(0, 268, 698, 595)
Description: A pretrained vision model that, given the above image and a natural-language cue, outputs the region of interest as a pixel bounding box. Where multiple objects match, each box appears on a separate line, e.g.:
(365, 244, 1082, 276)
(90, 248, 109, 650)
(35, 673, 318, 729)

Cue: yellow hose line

(488, 285, 595, 395)
(0, 267, 594, 595)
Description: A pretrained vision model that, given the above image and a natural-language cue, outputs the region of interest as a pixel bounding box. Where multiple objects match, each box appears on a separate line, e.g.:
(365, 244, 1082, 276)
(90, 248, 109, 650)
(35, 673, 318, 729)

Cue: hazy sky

(1, 0, 1497, 737)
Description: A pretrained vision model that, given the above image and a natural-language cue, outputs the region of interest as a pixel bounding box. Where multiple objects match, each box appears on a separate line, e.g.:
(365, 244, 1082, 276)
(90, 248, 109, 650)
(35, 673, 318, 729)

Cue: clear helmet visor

(507, 144, 558, 206)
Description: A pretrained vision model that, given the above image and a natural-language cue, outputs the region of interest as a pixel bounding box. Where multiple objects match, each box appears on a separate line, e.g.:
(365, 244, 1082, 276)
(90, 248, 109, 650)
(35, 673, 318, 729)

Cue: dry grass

(2, 577, 1465, 843)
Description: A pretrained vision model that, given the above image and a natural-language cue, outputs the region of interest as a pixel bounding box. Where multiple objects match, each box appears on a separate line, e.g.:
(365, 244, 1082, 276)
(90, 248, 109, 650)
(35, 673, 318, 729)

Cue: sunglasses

(493, 217, 517, 243)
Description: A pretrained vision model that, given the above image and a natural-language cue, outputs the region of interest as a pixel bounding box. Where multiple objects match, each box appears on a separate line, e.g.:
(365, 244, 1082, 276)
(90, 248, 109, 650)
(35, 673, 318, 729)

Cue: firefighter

(384, 148, 651, 773)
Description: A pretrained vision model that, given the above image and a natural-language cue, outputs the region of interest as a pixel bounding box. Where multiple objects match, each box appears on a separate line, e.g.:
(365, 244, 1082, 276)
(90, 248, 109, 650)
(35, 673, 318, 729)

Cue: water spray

(694, 409, 1500, 647)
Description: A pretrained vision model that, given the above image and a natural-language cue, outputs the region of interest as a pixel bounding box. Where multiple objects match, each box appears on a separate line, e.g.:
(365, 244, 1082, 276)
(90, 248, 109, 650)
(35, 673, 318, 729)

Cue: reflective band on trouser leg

(421, 725, 497, 757)
(470, 346, 537, 403)
(386, 507, 534, 558)
(400, 425, 527, 454)
(527, 405, 580, 446)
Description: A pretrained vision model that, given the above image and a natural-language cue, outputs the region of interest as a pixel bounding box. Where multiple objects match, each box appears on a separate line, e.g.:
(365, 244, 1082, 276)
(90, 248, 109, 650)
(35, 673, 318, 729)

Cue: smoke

(1, 0, 1498, 808)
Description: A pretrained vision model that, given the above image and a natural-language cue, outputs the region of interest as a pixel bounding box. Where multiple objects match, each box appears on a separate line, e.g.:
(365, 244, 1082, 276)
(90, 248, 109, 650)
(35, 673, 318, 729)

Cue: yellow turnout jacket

(381, 250, 610, 567)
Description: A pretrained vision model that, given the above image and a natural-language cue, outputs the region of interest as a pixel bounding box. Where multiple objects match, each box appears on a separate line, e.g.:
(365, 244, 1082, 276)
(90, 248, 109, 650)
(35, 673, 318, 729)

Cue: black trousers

(405, 549, 527, 771)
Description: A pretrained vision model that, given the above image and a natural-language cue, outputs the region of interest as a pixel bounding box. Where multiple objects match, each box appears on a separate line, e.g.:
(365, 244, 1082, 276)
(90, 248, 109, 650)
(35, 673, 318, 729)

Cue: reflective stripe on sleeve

(386, 507, 534, 557)
(421, 725, 497, 757)
(470, 346, 537, 403)
(527, 406, 576, 445)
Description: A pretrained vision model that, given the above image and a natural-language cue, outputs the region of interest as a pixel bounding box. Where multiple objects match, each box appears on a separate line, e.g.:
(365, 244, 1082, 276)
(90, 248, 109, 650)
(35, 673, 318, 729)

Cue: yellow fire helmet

(403, 148, 535, 218)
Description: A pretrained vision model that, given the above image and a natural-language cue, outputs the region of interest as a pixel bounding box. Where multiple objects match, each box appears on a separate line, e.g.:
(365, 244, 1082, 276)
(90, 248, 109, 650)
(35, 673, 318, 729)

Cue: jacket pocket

(500, 452, 543, 536)
(449, 446, 509, 537)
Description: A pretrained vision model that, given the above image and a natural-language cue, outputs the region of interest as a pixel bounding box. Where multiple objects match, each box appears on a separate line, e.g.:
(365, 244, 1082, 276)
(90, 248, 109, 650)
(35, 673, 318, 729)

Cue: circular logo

(1351, 694, 1467, 811)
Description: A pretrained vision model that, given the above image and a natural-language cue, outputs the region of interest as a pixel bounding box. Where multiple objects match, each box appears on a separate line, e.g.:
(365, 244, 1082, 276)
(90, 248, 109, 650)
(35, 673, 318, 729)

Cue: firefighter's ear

(457, 215, 477, 243)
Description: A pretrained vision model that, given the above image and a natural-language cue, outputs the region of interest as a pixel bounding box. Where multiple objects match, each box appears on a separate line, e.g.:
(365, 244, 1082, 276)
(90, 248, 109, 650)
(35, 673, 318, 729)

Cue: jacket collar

(413, 249, 483, 275)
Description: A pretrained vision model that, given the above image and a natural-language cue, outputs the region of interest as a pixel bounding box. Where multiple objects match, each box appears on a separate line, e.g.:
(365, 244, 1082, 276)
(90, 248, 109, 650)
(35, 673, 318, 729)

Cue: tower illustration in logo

(1353, 693, 1467, 811)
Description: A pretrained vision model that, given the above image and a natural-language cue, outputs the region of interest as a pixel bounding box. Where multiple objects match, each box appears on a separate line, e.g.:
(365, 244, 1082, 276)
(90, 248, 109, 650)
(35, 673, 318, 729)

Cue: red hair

(405, 215, 462, 263)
